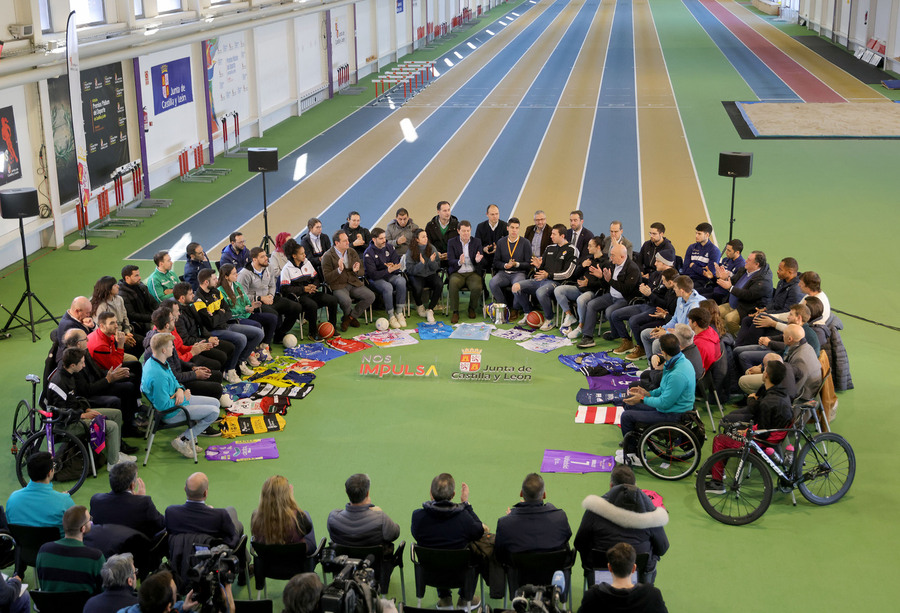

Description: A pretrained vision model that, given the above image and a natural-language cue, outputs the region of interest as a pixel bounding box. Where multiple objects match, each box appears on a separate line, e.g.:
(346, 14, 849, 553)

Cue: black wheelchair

(622, 410, 707, 480)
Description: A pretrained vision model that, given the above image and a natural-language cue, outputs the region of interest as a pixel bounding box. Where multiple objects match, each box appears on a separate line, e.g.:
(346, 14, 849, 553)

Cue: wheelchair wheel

(11, 399, 35, 453)
(695, 449, 772, 525)
(796, 432, 856, 505)
(15, 429, 90, 495)
(638, 423, 702, 480)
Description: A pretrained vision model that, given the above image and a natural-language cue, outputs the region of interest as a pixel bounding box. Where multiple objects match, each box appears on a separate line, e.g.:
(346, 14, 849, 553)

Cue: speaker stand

(728, 176, 737, 242)
(2, 218, 60, 342)
(258, 171, 273, 255)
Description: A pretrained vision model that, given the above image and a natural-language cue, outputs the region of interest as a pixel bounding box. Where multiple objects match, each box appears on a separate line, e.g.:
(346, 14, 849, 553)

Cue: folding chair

(142, 403, 200, 466)
(410, 543, 483, 611)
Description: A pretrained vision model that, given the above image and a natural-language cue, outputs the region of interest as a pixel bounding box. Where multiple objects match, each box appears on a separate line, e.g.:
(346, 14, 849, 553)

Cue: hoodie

(410, 499, 484, 550)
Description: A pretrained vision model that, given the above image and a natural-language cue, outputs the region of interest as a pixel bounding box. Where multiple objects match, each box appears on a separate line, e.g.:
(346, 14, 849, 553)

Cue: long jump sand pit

(738, 101, 900, 138)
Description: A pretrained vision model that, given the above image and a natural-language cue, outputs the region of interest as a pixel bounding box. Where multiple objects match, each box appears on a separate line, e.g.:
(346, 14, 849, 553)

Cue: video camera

(511, 570, 566, 613)
(319, 547, 382, 613)
(187, 544, 239, 613)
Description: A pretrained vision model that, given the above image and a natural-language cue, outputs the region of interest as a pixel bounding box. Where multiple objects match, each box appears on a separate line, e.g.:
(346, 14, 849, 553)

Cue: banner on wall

(397, 0, 403, 13)
(151, 57, 193, 115)
(0, 106, 22, 186)
(49, 61, 130, 204)
(204, 33, 249, 136)
(67, 10, 91, 222)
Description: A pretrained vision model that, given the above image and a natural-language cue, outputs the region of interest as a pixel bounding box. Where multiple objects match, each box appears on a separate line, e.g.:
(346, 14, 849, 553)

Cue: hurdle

(336, 63, 351, 90)
(221, 111, 249, 158)
(372, 60, 437, 104)
(179, 142, 231, 182)
(84, 185, 125, 239)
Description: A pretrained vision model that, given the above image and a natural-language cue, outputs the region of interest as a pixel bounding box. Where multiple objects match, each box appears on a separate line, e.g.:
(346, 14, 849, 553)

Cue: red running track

(700, 0, 845, 102)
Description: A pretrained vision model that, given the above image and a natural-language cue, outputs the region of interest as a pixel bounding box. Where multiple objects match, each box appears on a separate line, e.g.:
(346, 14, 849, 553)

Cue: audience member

(238, 247, 302, 343)
(166, 472, 242, 548)
(640, 323, 703, 392)
(680, 222, 720, 290)
(607, 252, 677, 356)
(425, 201, 459, 262)
(512, 223, 576, 329)
(220, 231, 251, 271)
(83, 553, 139, 613)
(495, 473, 571, 557)
(704, 239, 745, 301)
(342, 211, 372, 257)
(475, 204, 507, 271)
(488, 217, 532, 319)
(90, 275, 141, 356)
(117, 569, 229, 613)
(716, 250, 773, 335)
(600, 220, 633, 258)
(637, 222, 674, 277)
(385, 207, 419, 257)
(574, 466, 669, 585)
(524, 210, 551, 258)
(184, 242, 212, 292)
(301, 218, 331, 274)
(219, 263, 277, 348)
(565, 210, 595, 259)
(90, 461, 165, 538)
(638, 276, 703, 358)
(322, 230, 376, 331)
(141, 334, 220, 458)
(404, 229, 443, 322)
(146, 251, 179, 303)
(327, 473, 400, 592)
(782, 323, 822, 400)
(58, 296, 93, 339)
(577, 543, 668, 613)
(734, 256, 804, 347)
(36, 505, 105, 594)
(250, 475, 315, 551)
(364, 228, 408, 329)
(447, 220, 485, 323)
(577, 244, 641, 348)
(0, 568, 29, 613)
(557, 236, 605, 337)
(118, 265, 156, 336)
(269, 232, 293, 279)
(687, 308, 721, 372)
(279, 239, 339, 338)
(282, 573, 324, 613)
(5, 451, 73, 534)
(87, 311, 129, 372)
(173, 283, 235, 373)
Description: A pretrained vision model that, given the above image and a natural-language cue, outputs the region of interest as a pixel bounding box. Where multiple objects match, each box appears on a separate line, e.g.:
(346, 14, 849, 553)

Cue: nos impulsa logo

(358, 354, 438, 378)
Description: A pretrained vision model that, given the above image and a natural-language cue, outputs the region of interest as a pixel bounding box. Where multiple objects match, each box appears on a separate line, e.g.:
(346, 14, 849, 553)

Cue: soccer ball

(282, 334, 298, 348)
(375, 317, 390, 331)
(525, 311, 545, 329)
(317, 321, 335, 339)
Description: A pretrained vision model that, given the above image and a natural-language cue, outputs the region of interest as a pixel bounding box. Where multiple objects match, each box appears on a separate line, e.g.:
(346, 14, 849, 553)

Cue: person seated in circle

(250, 475, 317, 552)
(404, 229, 443, 323)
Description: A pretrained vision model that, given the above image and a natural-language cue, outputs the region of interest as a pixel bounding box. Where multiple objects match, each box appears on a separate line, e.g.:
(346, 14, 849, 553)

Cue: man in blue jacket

(618, 334, 696, 465)
(363, 228, 407, 329)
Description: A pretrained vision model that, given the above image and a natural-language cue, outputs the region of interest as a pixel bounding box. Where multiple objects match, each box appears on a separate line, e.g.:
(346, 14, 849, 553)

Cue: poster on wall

(397, 0, 403, 13)
(204, 33, 249, 136)
(49, 62, 130, 204)
(0, 106, 22, 186)
(151, 57, 194, 115)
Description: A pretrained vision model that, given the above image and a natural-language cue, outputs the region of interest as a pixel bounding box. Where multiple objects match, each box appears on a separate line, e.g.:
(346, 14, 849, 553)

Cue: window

(134, 0, 144, 19)
(71, 0, 106, 26)
(157, 0, 184, 14)
(39, 0, 50, 31)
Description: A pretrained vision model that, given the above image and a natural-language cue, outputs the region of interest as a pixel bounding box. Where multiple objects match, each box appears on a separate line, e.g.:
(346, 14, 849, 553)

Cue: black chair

(410, 543, 483, 609)
(251, 537, 325, 599)
(142, 402, 200, 465)
(0, 532, 16, 571)
(581, 549, 650, 590)
(696, 347, 727, 429)
(85, 524, 168, 580)
(500, 548, 575, 608)
(29, 589, 92, 613)
(7, 524, 59, 581)
(235, 599, 274, 613)
(331, 541, 406, 601)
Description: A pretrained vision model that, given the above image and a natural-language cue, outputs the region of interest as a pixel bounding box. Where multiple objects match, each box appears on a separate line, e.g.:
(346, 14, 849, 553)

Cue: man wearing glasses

(36, 505, 105, 594)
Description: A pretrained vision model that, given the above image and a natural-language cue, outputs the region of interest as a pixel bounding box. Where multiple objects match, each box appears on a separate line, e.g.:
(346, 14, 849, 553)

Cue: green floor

(1, 1, 898, 610)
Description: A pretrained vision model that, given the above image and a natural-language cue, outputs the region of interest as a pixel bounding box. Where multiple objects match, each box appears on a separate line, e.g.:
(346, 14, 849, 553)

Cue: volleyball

(282, 334, 298, 348)
(375, 317, 390, 331)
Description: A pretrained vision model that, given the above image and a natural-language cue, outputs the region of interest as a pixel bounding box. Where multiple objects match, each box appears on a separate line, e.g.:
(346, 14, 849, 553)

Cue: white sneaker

(614, 449, 625, 464)
(561, 313, 577, 329)
(171, 437, 195, 458)
(108, 453, 137, 469)
(426, 309, 436, 324)
(396, 312, 407, 328)
(389, 315, 401, 329)
(628, 453, 643, 467)
(567, 325, 583, 339)
(247, 353, 261, 367)
(219, 393, 233, 409)
(539, 319, 554, 331)
(518, 315, 529, 325)
(239, 362, 254, 377)
(417, 305, 427, 317)
(224, 369, 241, 384)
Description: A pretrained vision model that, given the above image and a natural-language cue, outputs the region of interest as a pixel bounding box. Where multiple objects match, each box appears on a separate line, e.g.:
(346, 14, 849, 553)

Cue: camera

(187, 544, 239, 613)
(319, 548, 382, 613)
(512, 583, 565, 613)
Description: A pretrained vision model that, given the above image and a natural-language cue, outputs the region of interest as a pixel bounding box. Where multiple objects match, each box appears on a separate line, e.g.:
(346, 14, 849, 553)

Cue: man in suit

(446, 221, 484, 324)
(321, 230, 376, 331)
(475, 204, 507, 273)
(565, 210, 595, 259)
(90, 461, 165, 539)
(165, 472, 242, 548)
(524, 210, 551, 258)
(301, 217, 331, 274)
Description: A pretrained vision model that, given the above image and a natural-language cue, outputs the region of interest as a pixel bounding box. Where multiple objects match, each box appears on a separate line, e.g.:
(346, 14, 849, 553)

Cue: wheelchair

(622, 410, 707, 480)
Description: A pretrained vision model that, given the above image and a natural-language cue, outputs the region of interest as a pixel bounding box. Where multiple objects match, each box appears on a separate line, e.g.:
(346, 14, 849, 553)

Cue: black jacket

(638, 237, 675, 275)
(495, 501, 571, 556)
(341, 222, 372, 257)
(727, 264, 774, 319)
(175, 302, 211, 343)
(410, 500, 484, 550)
(301, 232, 332, 273)
(599, 258, 642, 301)
(118, 279, 156, 333)
(90, 491, 166, 539)
(425, 215, 460, 254)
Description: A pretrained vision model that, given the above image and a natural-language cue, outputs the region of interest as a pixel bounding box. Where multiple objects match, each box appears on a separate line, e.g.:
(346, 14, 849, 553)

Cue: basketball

(525, 311, 545, 329)
(317, 322, 335, 339)
(282, 333, 298, 348)
(375, 317, 390, 331)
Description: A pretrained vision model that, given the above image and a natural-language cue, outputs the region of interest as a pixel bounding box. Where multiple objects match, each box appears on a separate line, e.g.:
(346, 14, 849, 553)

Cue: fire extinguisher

(143, 106, 151, 133)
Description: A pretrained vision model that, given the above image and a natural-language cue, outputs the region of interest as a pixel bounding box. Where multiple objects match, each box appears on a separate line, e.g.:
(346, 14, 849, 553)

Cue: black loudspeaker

(248, 148, 278, 173)
(718, 152, 753, 178)
(0, 187, 39, 219)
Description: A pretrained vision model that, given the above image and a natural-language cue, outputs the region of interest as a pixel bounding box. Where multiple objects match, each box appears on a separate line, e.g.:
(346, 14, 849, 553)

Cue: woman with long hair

(405, 229, 442, 323)
(280, 238, 338, 339)
(699, 299, 726, 339)
(217, 263, 278, 350)
(251, 475, 316, 550)
(91, 275, 142, 353)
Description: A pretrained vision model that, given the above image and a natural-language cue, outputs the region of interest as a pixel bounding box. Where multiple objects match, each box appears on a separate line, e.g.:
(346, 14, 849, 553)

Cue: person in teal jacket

(617, 334, 696, 464)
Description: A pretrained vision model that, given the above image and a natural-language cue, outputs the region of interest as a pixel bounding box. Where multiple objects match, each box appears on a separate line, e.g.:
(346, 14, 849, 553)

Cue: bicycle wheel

(796, 432, 856, 505)
(639, 423, 702, 480)
(15, 429, 90, 495)
(11, 400, 34, 452)
(696, 449, 773, 525)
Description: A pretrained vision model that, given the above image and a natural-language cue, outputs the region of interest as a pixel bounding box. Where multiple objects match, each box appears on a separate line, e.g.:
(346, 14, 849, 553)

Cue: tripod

(2, 216, 59, 342)
(258, 170, 273, 255)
